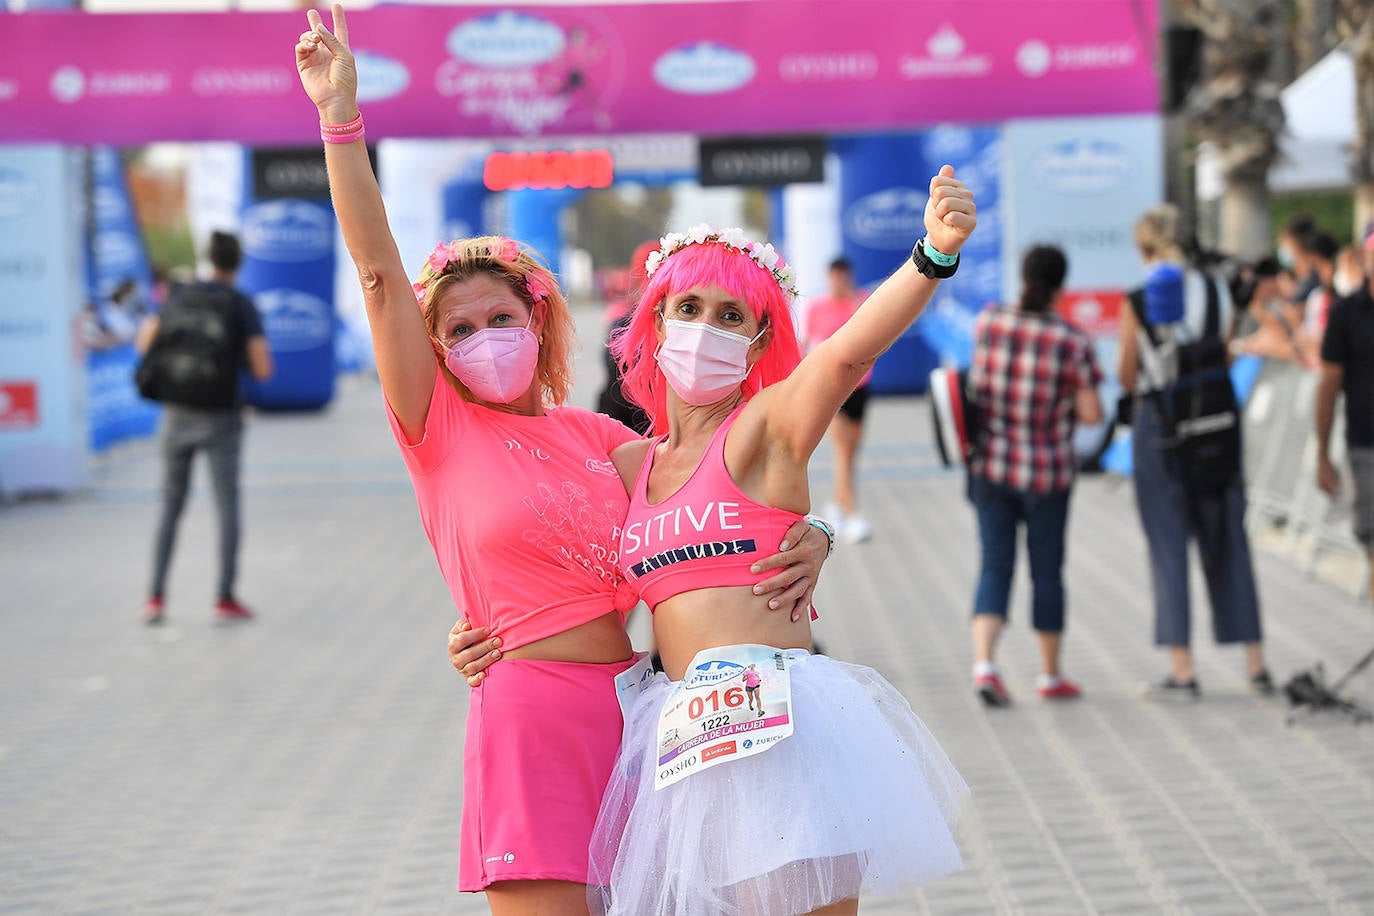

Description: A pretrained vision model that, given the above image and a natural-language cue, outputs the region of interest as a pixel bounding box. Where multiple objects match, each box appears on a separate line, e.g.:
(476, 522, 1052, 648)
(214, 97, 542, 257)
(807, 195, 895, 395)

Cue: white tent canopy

(1197, 46, 1356, 201)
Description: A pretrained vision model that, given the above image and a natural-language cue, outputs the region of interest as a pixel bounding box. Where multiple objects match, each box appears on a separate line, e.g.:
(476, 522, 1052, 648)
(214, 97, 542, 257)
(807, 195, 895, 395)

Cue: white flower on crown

(642, 224, 798, 301)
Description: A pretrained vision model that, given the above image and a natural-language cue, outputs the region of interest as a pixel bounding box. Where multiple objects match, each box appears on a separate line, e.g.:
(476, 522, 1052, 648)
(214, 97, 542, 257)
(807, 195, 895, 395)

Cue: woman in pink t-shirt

(295, 9, 825, 914)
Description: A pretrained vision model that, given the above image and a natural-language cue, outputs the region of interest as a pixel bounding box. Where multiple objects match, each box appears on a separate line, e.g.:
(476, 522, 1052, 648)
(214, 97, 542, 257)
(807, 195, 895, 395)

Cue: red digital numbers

(482, 149, 615, 192)
(687, 687, 746, 720)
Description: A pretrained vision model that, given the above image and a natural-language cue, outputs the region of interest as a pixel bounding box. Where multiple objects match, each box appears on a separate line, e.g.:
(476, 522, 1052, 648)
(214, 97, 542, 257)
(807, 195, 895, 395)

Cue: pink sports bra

(620, 405, 803, 610)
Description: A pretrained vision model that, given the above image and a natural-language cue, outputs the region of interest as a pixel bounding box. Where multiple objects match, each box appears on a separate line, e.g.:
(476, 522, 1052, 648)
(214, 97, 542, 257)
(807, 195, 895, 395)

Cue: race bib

(654, 645, 794, 790)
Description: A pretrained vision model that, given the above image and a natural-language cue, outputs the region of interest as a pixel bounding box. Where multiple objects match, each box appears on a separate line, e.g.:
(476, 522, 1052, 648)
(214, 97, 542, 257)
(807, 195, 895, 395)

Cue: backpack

(1130, 273, 1241, 495)
(136, 283, 243, 409)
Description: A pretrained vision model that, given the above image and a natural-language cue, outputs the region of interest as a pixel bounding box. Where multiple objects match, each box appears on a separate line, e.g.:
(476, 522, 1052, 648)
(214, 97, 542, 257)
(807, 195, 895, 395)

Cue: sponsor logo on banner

(242, 201, 333, 262)
(1030, 139, 1136, 194)
(0, 253, 45, 280)
(900, 25, 991, 79)
(654, 43, 756, 94)
(354, 51, 411, 102)
(92, 230, 143, 274)
(844, 188, 928, 249)
(0, 169, 42, 220)
(0, 382, 38, 429)
(192, 67, 295, 98)
(685, 659, 745, 689)
(92, 185, 129, 223)
(925, 125, 975, 160)
(778, 52, 878, 83)
(0, 79, 17, 101)
(50, 66, 171, 103)
(1016, 40, 1138, 78)
(1059, 289, 1124, 335)
(447, 12, 565, 67)
(254, 289, 332, 352)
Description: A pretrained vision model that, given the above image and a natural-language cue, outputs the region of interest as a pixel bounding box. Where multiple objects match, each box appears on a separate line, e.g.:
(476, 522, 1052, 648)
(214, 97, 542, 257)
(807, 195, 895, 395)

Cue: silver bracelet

(804, 515, 836, 557)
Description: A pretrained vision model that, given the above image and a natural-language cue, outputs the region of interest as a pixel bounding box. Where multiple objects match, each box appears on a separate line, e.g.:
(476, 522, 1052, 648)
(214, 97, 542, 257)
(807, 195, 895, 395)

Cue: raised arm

(763, 166, 976, 458)
(296, 3, 437, 439)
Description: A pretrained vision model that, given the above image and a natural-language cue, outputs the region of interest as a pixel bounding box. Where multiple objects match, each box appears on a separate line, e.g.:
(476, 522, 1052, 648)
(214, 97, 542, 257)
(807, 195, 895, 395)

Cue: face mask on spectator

(1333, 272, 1362, 298)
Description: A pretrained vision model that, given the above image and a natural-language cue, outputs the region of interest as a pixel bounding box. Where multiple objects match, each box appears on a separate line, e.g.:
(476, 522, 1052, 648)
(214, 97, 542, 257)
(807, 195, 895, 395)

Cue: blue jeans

(971, 476, 1071, 632)
(1131, 398, 1261, 647)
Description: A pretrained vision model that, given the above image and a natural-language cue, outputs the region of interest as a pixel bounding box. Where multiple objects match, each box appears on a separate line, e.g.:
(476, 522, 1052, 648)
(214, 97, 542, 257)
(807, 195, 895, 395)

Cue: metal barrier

(1242, 359, 1367, 595)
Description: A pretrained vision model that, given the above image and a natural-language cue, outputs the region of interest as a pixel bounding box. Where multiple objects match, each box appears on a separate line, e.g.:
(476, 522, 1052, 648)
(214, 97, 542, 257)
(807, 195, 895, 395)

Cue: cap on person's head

(1251, 255, 1281, 278)
(1309, 231, 1339, 262)
(1143, 262, 1186, 325)
(208, 231, 243, 273)
(828, 256, 852, 273)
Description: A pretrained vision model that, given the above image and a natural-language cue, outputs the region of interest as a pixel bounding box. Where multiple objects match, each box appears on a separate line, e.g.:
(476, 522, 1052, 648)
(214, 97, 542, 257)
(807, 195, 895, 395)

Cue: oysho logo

(255, 289, 332, 352)
(844, 188, 928, 249)
(242, 201, 333, 262)
(778, 52, 878, 83)
(0, 168, 42, 220)
(1016, 39, 1137, 78)
(1030, 139, 1136, 194)
(192, 67, 294, 98)
(354, 51, 411, 102)
(686, 659, 745, 689)
(654, 43, 756, 94)
(900, 25, 991, 79)
(447, 12, 564, 67)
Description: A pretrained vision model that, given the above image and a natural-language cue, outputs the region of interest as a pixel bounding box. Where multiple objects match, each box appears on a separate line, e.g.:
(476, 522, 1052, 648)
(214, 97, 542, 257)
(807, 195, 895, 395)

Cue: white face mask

(655, 317, 765, 406)
(1333, 272, 1363, 298)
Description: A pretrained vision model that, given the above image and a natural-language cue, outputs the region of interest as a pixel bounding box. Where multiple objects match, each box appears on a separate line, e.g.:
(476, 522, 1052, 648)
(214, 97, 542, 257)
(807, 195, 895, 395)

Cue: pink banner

(0, 1, 1157, 146)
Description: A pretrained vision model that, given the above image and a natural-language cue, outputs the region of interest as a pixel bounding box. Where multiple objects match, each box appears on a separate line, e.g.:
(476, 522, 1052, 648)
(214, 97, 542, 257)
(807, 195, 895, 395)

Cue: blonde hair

(414, 236, 576, 406)
(1134, 204, 1185, 263)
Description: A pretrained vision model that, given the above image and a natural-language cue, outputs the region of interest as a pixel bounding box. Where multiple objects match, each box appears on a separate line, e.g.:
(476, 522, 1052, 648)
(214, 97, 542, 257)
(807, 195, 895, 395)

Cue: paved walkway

(2, 305, 1372, 915)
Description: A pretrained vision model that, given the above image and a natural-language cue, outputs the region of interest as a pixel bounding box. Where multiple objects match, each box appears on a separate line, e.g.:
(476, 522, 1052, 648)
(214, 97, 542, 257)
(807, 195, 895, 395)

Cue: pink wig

(612, 239, 803, 436)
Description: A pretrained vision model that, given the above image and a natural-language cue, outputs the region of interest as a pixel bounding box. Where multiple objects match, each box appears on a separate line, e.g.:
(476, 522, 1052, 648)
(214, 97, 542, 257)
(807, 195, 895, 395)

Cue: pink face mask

(656, 317, 765, 405)
(444, 312, 539, 404)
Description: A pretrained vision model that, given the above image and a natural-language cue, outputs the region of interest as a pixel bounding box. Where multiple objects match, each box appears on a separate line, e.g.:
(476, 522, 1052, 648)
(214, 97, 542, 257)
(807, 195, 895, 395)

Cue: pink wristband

(322, 128, 364, 145)
(321, 112, 364, 144)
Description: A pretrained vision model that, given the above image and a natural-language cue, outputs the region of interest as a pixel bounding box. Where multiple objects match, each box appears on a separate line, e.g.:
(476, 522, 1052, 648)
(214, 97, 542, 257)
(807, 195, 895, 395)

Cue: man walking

(135, 231, 273, 624)
(1316, 229, 1374, 598)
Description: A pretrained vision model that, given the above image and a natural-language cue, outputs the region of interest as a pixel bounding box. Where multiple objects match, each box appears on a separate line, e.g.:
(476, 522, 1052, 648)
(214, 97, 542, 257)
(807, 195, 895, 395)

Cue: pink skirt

(458, 655, 636, 891)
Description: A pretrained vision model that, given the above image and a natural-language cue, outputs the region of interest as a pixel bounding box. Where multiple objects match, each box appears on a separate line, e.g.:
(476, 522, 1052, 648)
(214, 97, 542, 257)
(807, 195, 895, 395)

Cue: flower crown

(644, 224, 798, 302)
(412, 236, 550, 304)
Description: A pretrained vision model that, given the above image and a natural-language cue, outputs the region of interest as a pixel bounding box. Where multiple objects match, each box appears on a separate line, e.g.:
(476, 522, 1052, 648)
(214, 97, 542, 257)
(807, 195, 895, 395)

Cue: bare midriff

(652, 585, 812, 681)
(502, 610, 634, 665)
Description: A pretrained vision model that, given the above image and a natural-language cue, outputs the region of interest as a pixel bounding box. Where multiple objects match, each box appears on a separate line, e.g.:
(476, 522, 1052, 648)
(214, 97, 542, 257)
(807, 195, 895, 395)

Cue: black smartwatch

(910, 238, 959, 279)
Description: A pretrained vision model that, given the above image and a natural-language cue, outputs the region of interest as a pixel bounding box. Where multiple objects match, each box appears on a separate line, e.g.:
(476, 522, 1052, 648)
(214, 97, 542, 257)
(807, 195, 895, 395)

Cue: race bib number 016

(654, 644, 794, 790)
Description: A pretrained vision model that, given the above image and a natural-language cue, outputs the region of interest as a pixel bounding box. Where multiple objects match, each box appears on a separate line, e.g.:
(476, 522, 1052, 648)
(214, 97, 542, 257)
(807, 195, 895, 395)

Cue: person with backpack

(134, 231, 273, 625)
(1119, 205, 1271, 699)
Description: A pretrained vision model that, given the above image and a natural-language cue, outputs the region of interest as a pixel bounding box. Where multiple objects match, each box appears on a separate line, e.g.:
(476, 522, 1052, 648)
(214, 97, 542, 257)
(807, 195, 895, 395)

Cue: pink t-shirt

(804, 293, 871, 385)
(743, 669, 762, 688)
(386, 368, 641, 652)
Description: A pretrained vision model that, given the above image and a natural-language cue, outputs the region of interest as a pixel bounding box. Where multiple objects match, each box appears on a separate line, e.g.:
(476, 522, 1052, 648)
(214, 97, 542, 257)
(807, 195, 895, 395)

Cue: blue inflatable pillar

(442, 179, 489, 242)
(507, 188, 582, 279)
(236, 150, 336, 411)
(833, 134, 938, 394)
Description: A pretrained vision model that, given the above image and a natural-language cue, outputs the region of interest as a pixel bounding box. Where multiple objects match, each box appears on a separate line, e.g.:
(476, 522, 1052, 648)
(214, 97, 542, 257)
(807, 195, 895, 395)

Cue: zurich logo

(844, 188, 928, 249)
(0, 169, 42, 220)
(654, 43, 756, 94)
(93, 230, 144, 271)
(242, 201, 333, 262)
(447, 12, 564, 68)
(686, 659, 745, 689)
(354, 50, 411, 102)
(254, 289, 332, 352)
(93, 186, 129, 224)
(1030, 139, 1136, 195)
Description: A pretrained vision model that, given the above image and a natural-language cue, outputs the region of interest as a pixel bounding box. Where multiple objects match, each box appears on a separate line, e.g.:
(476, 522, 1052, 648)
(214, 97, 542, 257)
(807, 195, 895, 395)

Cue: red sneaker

(141, 595, 165, 626)
(1038, 678, 1082, 700)
(975, 673, 1012, 708)
(214, 598, 255, 624)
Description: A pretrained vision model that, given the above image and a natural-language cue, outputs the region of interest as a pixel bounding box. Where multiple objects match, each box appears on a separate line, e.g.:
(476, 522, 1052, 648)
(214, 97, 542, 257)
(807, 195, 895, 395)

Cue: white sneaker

(844, 514, 872, 543)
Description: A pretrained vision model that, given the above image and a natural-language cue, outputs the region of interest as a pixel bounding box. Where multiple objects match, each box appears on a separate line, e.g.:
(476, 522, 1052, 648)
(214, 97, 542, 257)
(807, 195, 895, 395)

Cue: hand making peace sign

(295, 3, 359, 124)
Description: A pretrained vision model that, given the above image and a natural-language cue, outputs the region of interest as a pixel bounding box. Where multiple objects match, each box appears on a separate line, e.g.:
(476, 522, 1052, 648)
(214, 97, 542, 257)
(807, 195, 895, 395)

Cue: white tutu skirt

(589, 651, 969, 915)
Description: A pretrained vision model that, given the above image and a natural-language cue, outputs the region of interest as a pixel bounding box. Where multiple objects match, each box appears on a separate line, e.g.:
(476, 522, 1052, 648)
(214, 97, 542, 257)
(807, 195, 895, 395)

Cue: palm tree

(1337, 0, 1374, 233)
(1178, 0, 1287, 258)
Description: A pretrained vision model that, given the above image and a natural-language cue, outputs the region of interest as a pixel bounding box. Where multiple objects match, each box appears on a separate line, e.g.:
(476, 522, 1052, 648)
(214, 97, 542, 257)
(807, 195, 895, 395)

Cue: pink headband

(414, 237, 551, 305)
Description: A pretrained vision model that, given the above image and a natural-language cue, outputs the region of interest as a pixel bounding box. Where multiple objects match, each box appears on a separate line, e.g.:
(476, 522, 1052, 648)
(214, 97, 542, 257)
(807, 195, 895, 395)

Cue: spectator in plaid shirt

(967, 245, 1103, 707)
